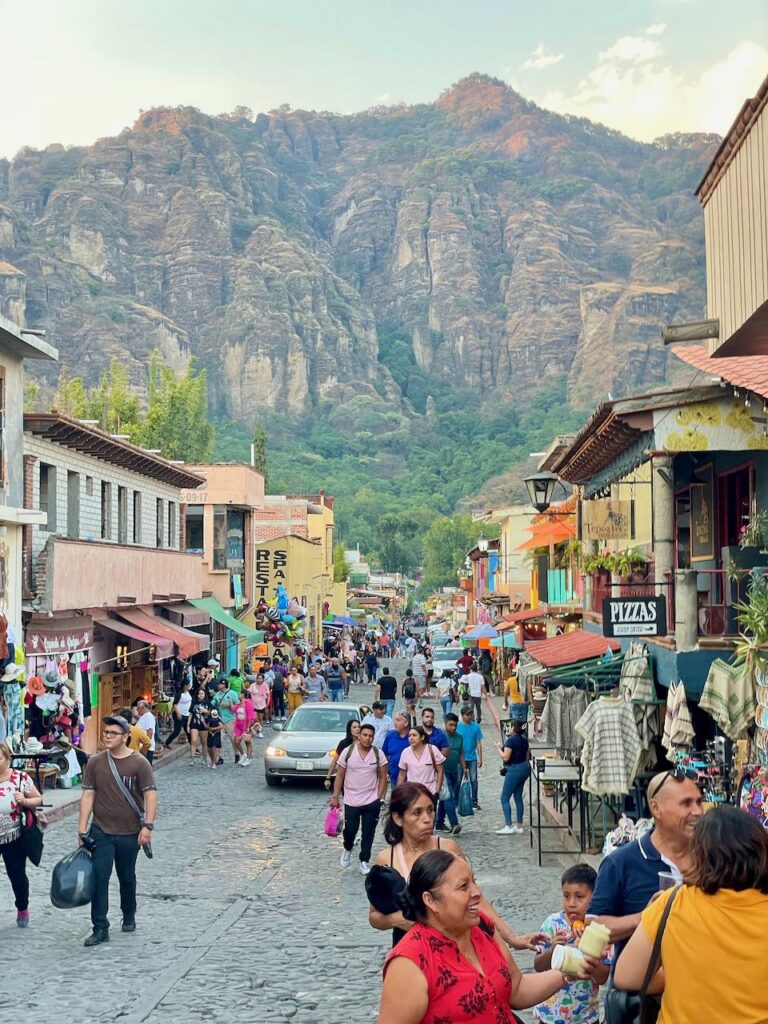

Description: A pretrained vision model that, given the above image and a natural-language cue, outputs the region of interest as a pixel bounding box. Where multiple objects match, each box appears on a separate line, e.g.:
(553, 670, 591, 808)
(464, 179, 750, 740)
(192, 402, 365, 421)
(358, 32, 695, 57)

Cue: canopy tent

(490, 633, 522, 649)
(115, 606, 209, 660)
(188, 597, 265, 646)
(517, 517, 577, 551)
(463, 623, 499, 640)
(164, 601, 211, 628)
(327, 615, 357, 627)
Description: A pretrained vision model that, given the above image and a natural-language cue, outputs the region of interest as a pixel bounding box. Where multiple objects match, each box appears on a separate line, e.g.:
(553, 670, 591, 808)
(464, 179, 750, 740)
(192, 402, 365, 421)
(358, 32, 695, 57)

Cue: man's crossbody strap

(107, 752, 145, 828)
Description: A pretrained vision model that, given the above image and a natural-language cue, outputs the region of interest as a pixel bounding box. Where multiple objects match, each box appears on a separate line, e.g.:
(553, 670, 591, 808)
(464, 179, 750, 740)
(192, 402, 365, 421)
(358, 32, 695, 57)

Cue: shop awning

(164, 601, 212, 629)
(188, 597, 264, 645)
(525, 629, 620, 670)
(94, 615, 174, 661)
(518, 518, 577, 551)
(26, 613, 95, 656)
(115, 607, 209, 659)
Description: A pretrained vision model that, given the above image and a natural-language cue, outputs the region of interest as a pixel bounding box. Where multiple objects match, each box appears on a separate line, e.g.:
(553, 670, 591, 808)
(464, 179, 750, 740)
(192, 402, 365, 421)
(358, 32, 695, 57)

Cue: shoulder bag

(603, 885, 680, 1024)
(106, 752, 153, 859)
(16, 770, 45, 867)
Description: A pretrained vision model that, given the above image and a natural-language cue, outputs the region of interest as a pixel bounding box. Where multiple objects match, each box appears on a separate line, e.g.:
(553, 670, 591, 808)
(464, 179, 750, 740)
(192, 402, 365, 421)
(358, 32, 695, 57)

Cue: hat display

(26, 675, 46, 697)
(24, 737, 44, 753)
(1, 663, 23, 683)
(102, 715, 131, 735)
(44, 669, 60, 688)
(60, 694, 76, 712)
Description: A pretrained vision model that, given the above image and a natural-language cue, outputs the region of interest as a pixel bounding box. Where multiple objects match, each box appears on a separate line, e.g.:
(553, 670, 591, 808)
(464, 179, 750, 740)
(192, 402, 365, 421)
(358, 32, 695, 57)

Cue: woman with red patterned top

(0, 740, 43, 927)
(377, 850, 572, 1024)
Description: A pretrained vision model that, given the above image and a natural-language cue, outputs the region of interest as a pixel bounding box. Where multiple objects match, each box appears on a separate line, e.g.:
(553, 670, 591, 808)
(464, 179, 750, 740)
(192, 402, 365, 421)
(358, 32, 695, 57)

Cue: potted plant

(740, 511, 768, 554)
(734, 573, 768, 672)
(584, 553, 613, 577)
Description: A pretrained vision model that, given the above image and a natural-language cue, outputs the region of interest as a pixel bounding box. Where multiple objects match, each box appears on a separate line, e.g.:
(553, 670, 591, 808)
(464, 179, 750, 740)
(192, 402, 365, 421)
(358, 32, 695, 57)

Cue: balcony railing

(587, 570, 675, 634)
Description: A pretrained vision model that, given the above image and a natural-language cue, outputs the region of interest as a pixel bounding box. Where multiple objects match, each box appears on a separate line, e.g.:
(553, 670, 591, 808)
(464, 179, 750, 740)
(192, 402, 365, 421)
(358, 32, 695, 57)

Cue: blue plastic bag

(458, 776, 474, 817)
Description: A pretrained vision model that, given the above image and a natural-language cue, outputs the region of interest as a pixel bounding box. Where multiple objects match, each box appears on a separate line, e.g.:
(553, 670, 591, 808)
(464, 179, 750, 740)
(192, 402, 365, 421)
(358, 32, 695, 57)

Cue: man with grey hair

(134, 701, 157, 766)
(381, 712, 410, 788)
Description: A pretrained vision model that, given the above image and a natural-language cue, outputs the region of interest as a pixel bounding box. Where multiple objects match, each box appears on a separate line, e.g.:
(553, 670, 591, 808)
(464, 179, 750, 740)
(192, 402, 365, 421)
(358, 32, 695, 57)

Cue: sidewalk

(482, 687, 601, 870)
(40, 741, 189, 824)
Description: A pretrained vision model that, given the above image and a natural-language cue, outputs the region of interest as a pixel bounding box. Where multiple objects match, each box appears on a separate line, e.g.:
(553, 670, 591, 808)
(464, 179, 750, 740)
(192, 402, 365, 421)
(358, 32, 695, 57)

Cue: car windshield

(432, 647, 458, 661)
(283, 707, 359, 733)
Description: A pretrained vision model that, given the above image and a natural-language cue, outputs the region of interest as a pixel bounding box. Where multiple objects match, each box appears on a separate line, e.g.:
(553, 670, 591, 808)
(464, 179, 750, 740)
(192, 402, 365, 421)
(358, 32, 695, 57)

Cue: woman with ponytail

(377, 850, 574, 1024)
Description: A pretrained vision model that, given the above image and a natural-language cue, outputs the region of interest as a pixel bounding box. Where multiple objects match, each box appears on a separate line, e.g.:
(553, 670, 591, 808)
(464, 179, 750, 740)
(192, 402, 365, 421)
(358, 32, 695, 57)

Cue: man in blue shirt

(588, 770, 704, 952)
(457, 705, 484, 809)
(420, 708, 449, 755)
(381, 712, 410, 788)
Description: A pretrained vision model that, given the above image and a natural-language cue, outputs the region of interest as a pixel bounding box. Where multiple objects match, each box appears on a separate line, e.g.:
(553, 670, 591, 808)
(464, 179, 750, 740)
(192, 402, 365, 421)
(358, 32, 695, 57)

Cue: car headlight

(266, 746, 287, 757)
(327, 749, 337, 758)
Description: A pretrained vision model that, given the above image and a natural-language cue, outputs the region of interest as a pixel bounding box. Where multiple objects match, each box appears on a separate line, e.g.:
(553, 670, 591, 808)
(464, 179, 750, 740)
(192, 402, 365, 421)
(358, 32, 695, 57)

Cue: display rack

(528, 756, 585, 866)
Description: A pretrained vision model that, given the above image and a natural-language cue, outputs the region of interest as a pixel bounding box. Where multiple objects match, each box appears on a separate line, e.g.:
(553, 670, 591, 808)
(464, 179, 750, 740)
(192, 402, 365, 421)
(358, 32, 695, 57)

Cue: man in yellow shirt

(119, 708, 151, 758)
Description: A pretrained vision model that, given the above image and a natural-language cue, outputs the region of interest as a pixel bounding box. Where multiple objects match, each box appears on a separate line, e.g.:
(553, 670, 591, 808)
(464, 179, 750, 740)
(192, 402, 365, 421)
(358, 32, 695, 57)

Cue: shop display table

(529, 756, 585, 866)
(13, 745, 70, 791)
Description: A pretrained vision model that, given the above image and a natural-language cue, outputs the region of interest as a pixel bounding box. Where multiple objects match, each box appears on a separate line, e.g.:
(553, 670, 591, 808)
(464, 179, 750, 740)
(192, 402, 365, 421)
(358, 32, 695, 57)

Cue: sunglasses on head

(649, 766, 699, 801)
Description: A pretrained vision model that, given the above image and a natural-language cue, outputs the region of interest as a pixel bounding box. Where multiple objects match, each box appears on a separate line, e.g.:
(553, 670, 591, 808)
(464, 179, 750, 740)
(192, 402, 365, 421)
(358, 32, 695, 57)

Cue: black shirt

(504, 733, 529, 764)
(378, 676, 397, 700)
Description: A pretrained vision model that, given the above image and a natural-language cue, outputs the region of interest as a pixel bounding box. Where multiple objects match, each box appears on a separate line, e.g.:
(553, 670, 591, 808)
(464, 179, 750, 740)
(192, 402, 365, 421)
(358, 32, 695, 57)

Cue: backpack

(458, 679, 470, 700)
(403, 679, 417, 699)
(343, 741, 381, 767)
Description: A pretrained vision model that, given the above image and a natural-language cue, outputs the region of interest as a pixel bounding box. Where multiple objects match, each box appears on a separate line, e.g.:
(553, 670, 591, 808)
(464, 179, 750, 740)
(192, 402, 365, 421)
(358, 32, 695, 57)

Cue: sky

(1, 0, 766, 159)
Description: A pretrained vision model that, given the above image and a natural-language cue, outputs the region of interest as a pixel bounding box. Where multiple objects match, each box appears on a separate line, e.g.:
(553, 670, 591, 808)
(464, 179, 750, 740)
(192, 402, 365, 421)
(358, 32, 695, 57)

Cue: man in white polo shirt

(330, 723, 388, 875)
(460, 664, 486, 723)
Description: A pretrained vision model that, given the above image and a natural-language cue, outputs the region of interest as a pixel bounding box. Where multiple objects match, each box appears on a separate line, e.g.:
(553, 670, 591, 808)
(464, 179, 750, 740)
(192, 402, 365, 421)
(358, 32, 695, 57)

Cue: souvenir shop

(519, 628, 768, 856)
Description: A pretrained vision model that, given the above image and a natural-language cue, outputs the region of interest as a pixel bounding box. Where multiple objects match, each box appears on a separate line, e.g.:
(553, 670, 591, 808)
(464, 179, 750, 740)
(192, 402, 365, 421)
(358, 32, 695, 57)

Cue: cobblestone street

(1, 681, 571, 1024)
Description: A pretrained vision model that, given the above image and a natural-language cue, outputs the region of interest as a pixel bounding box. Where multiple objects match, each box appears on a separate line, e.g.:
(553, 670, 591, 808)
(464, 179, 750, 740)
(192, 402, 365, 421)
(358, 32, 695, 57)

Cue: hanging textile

(661, 681, 695, 755)
(699, 658, 755, 741)
(539, 686, 588, 759)
(574, 698, 643, 795)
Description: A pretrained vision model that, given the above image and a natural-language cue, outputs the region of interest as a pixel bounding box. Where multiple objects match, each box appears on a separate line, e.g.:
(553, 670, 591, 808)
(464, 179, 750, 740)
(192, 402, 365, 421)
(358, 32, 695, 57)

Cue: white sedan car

(264, 702, 363, 786)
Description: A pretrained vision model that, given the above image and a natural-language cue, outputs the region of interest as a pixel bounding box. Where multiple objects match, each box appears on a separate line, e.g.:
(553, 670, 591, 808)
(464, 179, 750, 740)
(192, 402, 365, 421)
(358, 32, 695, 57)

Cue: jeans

(272, 690, 286, 717)
(165, 714, 189, 746)
(471, 695, 482, 723)
(435, 769, 460, 828)
(439, 696, 453, 722)
(1, 836, 29, 911)
(465, 759, 479, 805)
(384, 699, 396, 720)
(90, 824, 140, 931)
(342, 799, 381, 863)
(501, 762, 531, 826)
(329, 688, 344, 702)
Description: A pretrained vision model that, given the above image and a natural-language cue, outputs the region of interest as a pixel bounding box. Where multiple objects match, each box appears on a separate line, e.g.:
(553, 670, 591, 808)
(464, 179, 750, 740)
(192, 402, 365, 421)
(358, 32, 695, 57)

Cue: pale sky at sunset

(1, 0, 766, 159)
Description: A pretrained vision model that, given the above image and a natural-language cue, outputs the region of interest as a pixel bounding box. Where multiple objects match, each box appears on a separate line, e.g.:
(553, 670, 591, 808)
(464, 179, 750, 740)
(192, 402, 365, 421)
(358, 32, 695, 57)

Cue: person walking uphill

(331, 723, 388, 876)
(77, 715, 157, 947)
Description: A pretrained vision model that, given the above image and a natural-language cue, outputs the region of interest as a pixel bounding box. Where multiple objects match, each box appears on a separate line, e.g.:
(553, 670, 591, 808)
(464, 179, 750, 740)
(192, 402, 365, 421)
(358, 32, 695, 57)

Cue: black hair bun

(365, 865, 413, 918)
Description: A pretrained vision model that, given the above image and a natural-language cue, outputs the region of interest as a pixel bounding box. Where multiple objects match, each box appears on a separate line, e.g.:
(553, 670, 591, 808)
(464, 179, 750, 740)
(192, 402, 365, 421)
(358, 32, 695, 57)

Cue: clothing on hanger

(699, 659, 755, 741)
(539, 686, 588, 758)
(574, 699, 642, 795)
(661, 681, 695, 755)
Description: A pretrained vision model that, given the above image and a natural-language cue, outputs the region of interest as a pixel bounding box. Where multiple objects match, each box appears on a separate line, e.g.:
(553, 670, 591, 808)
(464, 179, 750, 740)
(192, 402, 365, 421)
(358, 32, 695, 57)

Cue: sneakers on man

(495, 825, 515, 835)
(340, 849, 351, 868)
(16, 910, 29, 928)
(359, 861, 371, 875)
(84, 929, 110, 947)
(449, 825, 462, 836)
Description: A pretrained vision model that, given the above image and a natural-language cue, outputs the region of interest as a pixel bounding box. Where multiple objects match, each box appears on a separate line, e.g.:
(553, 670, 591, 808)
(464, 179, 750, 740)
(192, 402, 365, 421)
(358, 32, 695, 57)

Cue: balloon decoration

(252, 590, 308, 651)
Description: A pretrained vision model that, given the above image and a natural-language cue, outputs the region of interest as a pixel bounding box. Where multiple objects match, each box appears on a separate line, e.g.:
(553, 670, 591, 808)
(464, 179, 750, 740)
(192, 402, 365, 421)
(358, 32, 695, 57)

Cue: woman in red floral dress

(377, 850, 574, 1024)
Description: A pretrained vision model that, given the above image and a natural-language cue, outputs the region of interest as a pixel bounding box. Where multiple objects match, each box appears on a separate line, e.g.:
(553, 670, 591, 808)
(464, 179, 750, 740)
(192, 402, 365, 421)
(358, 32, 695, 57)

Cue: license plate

(295, 760, 313, 771)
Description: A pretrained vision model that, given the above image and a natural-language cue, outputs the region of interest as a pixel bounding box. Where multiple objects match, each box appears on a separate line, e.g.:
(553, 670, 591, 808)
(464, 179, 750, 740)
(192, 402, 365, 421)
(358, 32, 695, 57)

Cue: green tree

(52, 370, 91, 418)
(24, 379, 40, 412)
(140, 352, 214, 461)
(87, 358, 142, 434)
(333, 541, 351, 583)
(251, 422, 268, 486)
(374, 511, 422, 574)
(421, 514, 479, 590)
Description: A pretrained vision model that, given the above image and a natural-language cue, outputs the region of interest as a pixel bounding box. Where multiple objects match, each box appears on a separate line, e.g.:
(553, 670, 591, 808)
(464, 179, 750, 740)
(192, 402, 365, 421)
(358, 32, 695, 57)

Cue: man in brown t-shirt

(78, 715, 157, 946)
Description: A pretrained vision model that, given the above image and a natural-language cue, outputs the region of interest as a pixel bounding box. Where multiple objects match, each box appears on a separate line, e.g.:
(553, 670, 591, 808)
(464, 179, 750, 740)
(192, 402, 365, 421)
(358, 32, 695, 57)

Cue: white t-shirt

(361, 712, 393, 748)
(412, 654, 428, 678)
(137, 712, 157, 751)
(461, 672, 485, 698)
(177, 692, 192, 717)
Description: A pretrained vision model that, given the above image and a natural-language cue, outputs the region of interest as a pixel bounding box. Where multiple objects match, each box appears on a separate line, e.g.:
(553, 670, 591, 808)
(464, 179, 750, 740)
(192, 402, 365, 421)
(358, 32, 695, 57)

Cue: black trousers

(1, 836, 29, 911)
(90, 824, 140, 931)
(272, 691, 286, 717)
(472, 695, 482, 723)
(165, 714, 189, 745)
(342, 799, 381, 863)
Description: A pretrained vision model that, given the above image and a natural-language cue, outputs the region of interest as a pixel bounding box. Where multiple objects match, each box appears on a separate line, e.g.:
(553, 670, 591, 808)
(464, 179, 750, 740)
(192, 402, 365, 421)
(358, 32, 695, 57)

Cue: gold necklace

(403, 839, 432, 856)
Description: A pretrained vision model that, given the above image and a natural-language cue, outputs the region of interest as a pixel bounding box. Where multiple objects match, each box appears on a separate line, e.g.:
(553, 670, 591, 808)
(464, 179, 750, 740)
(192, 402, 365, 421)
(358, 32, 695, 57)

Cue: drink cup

(551, 944, 585, 977)
(658, 871, 677, 891)
(578, 921, 611, 958)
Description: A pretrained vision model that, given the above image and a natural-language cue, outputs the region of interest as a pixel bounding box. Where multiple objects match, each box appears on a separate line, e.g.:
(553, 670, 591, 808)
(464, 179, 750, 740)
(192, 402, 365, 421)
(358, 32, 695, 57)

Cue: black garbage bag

(50, 847, 94, 909)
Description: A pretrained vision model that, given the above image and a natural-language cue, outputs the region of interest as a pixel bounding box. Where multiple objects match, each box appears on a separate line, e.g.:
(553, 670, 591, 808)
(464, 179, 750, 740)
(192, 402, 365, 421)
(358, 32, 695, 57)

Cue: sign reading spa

(254, 547, 288, 600)
(602, 596, 667, 638)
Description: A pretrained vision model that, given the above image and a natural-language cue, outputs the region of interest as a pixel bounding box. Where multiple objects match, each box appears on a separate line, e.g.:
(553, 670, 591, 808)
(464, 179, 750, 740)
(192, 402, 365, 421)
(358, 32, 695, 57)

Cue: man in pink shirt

(330, 723, 388, 876)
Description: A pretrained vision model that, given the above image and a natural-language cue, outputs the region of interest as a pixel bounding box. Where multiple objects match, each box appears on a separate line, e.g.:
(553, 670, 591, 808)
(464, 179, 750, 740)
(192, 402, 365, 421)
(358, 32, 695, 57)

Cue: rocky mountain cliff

(0, 74, 718, 425)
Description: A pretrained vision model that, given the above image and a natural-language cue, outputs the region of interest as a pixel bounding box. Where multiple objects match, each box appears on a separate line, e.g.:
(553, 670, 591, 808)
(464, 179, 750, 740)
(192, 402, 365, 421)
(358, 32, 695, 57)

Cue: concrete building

(0, 315, 57, 636)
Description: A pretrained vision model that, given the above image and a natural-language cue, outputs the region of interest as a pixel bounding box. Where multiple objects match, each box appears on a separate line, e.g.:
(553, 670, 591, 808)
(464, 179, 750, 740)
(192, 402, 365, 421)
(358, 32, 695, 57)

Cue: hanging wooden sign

(582, 499, 633, 541)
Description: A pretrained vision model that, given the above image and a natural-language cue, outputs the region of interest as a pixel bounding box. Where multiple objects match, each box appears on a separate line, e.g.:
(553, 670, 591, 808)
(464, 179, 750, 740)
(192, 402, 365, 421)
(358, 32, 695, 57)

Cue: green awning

(189, 597, 265, 646)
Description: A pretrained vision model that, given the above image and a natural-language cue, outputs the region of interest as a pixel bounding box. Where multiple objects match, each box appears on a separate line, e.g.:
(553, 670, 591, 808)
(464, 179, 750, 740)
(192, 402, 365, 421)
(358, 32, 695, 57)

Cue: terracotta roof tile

(525, 629, 620, 669)
(672, 345, 768, 401)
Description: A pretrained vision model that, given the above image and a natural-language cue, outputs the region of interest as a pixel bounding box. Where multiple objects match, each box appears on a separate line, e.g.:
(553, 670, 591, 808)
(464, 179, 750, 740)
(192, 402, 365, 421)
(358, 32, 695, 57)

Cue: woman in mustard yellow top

(614, 805, 768, 1024)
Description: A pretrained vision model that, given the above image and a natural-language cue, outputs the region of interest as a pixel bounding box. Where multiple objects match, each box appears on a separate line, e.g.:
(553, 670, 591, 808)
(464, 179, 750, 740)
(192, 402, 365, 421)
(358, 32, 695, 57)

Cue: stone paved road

(1, 678, 574, 1024)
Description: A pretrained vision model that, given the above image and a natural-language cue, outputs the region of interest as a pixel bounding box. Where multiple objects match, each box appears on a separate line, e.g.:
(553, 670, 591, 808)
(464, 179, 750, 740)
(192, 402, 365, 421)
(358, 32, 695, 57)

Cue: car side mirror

(272, 721, 284, 731)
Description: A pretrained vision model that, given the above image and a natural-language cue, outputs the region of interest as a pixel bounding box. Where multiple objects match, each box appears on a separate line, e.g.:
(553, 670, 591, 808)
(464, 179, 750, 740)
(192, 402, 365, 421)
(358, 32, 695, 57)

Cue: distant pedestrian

(304, 664, 327, 702)
(411, 650, 428, 695)
(460, 666, 485, 723)
(163, 681, 191, 749)
(457, 706, 484, 810)
(435, 670, 456, 723)
(212, 677, 240, 762)
(381, 713, 411, 789)
(331, 723, 388, 875)
(375, 668, 398, 720)
(78, 715, 157, 946)
(248, 673, 271, 727)
(434, 713, 465, 836)
(0, 740, 42, 928)
(135, 700, 157, 765)
(120, 707, 151, 758)
(206, 708, 224, 769)
(285, 666, 304, 715)
(365, 646, 380, 684)
(402, 670, 418, 704)
(326, 657, 347, 702)
(496, 722, 531, 835)
(362, 702, 394, 748)
(233, 692, 257, 766)
(271, 665, 287, 719)
(187, 688, 210, 766)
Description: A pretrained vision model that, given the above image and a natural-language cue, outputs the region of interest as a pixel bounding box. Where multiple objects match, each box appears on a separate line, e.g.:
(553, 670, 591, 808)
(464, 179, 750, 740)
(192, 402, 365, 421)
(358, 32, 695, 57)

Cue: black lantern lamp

(524, 471, 561, 514)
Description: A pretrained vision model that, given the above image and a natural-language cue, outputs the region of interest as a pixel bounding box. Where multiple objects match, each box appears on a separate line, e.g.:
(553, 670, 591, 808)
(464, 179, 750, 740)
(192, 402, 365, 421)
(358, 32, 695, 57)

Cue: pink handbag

(324, 805, 343, 837)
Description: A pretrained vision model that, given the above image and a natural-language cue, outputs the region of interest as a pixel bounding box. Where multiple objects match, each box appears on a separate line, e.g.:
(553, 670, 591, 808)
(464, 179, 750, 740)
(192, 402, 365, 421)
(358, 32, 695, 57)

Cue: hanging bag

(458, 775, 474, 816)
(50, 846, 94, 908)
(603, 885, 680, 1024)
(324, 804, 343, 837)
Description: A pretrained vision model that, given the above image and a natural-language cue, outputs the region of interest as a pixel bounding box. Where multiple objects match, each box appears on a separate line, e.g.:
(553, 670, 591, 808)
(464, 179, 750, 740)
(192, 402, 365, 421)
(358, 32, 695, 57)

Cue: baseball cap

(460, 706, 473, 716)
(102, 715, 130, 734)
(372, 700, 385, 711)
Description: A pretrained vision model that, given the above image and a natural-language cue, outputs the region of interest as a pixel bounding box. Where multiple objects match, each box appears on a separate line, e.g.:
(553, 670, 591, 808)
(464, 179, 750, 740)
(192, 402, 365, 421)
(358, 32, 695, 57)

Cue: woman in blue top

(496, 721, 530, 836)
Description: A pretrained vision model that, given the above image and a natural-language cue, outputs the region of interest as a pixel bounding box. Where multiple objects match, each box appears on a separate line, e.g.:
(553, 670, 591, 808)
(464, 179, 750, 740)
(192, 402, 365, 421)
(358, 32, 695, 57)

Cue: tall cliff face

(0, 75, 718, 421)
